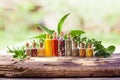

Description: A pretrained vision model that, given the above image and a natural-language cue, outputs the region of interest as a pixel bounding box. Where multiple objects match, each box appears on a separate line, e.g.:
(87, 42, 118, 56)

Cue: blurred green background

(0, 0, 120, 52)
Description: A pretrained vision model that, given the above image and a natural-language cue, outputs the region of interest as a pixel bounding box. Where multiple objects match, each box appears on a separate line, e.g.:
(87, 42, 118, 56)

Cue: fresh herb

(34, 13, 71, 38)
(70, 30, 85, 37)
(71, 34, 116, 57)
(36, 24, 54, 35)
(57, 13, 70, 35)
(13, 13, 115, 59)
(7, 46, 26, 59)
(84, 38, 115, 57)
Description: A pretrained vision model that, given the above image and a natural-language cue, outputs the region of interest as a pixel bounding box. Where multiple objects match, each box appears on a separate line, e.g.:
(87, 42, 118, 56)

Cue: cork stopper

(67, 33, 70, 38)
(88, 43, 92, 48)
(33, 42, 36, 48)
(74, 42, 77, 48)
(80, 43, 85, 48)
(46, 34, 50, 39)
(26, 42, 29, 48)
(60, 32, 64, 37)
(40, 42, 43, 48)
(53, 32, 57, 39)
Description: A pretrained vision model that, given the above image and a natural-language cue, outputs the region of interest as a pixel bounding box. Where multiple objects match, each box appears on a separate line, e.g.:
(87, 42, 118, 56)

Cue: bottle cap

(67, 33, 70, 38)
(26, 42, 29, 47)
(74, 42, 77, 48)
(81, 43, 85, 48)
(46, 34, 50, 39)
(88, 43, 92, 48)
(53, 32, 57, 39)
(33, 42, 36, 48)
(40, 42, 43, 48)
(60, 32, 64, 37)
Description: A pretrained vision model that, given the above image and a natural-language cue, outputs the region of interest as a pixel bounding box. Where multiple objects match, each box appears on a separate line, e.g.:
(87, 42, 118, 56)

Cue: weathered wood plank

(0, 53, 120, 77)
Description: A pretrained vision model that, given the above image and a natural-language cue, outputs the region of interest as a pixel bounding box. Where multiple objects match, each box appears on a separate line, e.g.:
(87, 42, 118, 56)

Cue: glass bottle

(37, 42, 45, 57)
(31, 42, 37, 57)
(86, 43, 93, 57)
(79, 43, 86, 57)
(72, 42, 79, 57)
(25, 42, 31, 57)
(52, 32, 58, 56)
(65, 33, 72, 56)
(59, 32, 65, 56)
(45, 34, 52, 57)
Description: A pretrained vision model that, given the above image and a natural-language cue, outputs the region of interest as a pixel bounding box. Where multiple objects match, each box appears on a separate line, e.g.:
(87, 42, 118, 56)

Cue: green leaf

(7, 46, 14, 53)
(64, 34, 67, 40)
(32, 34, 46, 39)
(36, 24, 54, 35)
(13, 54, 18, 58)
(57, 13, 70, 35)
(70, 30, 85, 37)
(105, 45, 116, 55)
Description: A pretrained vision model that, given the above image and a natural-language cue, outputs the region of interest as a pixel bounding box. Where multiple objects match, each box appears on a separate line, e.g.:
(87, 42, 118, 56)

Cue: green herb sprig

(7, 46, 26, 59)
(77, 37, 116, 57)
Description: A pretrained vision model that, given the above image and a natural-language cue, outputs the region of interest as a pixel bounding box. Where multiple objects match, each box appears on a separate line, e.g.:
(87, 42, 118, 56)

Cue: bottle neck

(74, 42, 77, 48)
(26, 43, 29, 48)
(53, 32, 57, 39)
(33, 42, 36, 49)
(87, 43, 92, 48)
(67, 33, 70, 39)
(40, 43, 43, 48)
(46, 34, 50, 39)
(80, 43, 85, 48)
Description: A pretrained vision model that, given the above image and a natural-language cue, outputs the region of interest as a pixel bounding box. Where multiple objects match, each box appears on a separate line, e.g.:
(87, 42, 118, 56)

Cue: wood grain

(0, 54, 120, 77)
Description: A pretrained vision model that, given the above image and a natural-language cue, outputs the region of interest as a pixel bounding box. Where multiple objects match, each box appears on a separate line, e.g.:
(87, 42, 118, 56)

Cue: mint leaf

(105, 45, 116, 55)
(70, 30, 85, 37)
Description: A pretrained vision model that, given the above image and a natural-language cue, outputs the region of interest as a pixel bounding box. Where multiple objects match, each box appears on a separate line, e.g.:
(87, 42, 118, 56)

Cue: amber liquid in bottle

(59, 32, 65, 56)
(37, 42, 45, 57)
(79, 43, 86, 57)
(86, 43, 93, 57)
(65, 33, 72, 56)
(45, 34, 52, 57)
(31, 42, 37, 57)
(72, 42, 79, 57)
(25, 42, 31, 57)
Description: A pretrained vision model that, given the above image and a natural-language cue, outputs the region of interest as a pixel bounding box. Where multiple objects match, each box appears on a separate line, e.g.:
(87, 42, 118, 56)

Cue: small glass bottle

(31, 42, 37, 57)
(72, 42, 79, 57)
(45, 34, 52, 57)
(65, 33, 72, 56)
(37, 42, 45, 57)
(59, 32, 65, 56)
(52, 32, 58, 56)
(86, 43, 93, 57)
(25, 42, 31, 57)
(79, 43, 86, 57)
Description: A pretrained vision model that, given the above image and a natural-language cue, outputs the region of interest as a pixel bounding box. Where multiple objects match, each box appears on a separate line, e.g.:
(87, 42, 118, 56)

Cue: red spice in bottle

(52, 32, 58, 56)
(31, 42, 37, 57)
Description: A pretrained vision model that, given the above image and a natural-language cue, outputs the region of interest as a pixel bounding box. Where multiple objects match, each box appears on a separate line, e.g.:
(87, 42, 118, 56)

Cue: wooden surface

(0, 53, 120, 78)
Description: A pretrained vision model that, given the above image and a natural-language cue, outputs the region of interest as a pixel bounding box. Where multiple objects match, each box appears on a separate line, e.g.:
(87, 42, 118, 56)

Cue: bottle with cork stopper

(72, 42, 79, 57)
(37, 42, 45, 57)
(52, 32, 58, 56)
(86, 43, 93, 57)
(25, 42, 31, 57)
(59, 32, 65, 56)
(31, 42, 37, 57)
(65, 33, 72, 56)
(79, 42, 86, 57)
(45, 34, 52, 57)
